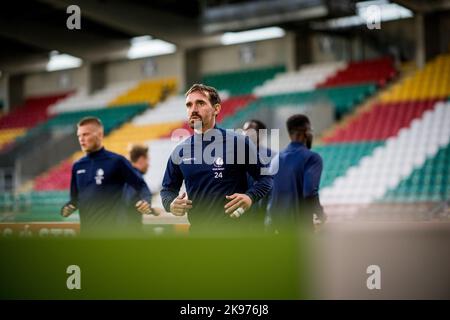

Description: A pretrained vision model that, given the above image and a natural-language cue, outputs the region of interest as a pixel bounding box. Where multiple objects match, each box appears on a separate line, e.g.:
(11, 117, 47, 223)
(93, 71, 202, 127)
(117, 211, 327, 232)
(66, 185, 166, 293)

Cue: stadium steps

(131, 95, 187, 125)
(48, 81, 138, 114)
(34, 103, 147, 135)
(320, 101, 450, 207)
(221, 83, 376, 128)
(253, 61, 345, 96)
(313, 141, 385, 189)
(318, 58, 437, 143)
(0, 92, 71, 130)
(379, 53, 450, 103)
(318, 73, 406, 143)
(381, 143, 449, 203)
(0, 128, 26, 150)
(317, 56, 396, 88)
(202, 65, 286, 96)
(217, 95, 257, 123)
(108, 78, 177, 107)
(0, 92, 71, 150)
(322, 98, 441, 143)
(104, 121, 184, 156)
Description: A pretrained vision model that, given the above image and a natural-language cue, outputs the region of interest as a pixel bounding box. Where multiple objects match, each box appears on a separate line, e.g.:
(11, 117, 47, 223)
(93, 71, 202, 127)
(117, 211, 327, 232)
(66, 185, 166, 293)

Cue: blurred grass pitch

(0, 233, 311, 299)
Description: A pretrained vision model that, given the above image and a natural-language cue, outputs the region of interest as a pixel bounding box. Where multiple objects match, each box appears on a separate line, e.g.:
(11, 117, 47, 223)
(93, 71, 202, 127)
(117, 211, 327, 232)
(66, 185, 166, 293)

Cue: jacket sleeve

(69, 164, 78, 207)
(61, 163, 78, 215)
(302, 152, 325, 219)
(243, 137, 273, 204)
(160, 156, 184, 212)
(303, 152, 323, 198)
(118, 157, 152, 203)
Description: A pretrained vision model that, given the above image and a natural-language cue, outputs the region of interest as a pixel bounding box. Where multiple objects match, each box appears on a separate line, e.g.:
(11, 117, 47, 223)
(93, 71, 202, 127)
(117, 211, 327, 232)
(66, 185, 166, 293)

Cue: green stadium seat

(313, 141, 384, 189)
(381, 144, 450, 202)
(202, 66, 286, 96)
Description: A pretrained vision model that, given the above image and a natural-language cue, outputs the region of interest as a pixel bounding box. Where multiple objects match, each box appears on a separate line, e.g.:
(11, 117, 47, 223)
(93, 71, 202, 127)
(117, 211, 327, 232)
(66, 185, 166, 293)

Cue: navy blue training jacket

(160, 126, 273, 230)
(268, 141, 323, 227)
(68, 147, 152, 231)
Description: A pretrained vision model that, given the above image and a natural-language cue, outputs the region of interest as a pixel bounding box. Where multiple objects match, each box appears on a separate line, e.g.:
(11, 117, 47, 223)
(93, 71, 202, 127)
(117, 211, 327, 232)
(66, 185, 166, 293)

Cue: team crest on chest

(95, 168, 104, 185)
(212, 157, 225, 179)
(213, 157, 224, 167)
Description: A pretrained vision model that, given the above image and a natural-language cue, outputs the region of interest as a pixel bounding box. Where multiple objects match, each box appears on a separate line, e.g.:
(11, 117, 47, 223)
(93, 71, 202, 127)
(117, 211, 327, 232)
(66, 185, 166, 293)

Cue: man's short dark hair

(129, 144, 149, 163)
(246, 119, 267, 131)
(286, 114, 311, 135)
(185, 83, 221, 106)
(77, 116, 103, 128)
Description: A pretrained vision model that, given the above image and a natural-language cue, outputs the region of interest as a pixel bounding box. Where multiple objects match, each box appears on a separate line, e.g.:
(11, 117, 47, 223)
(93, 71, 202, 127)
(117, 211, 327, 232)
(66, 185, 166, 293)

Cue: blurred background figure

(268, 114, 325, 233)
(127, 143, 164, 220)
(242, 119, 276, 232)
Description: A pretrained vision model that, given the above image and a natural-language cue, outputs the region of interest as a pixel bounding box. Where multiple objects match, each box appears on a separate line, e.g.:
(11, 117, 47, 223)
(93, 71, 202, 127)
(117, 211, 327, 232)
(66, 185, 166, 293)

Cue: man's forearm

(246, 175, 273, 204)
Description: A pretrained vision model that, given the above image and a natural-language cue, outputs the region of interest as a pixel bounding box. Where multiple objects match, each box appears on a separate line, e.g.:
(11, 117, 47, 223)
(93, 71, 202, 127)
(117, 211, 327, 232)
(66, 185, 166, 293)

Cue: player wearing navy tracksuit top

(160, 84, 273, 232)
(268, 114, 325, 231)
(61, 117, 152, 235)
(161, 126, 272, 231)
(68, 147, 152, 233)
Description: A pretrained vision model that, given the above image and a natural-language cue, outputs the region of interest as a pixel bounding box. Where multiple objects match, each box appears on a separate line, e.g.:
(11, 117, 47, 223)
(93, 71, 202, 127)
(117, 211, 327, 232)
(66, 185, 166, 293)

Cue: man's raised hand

(169, 192, 192, 216)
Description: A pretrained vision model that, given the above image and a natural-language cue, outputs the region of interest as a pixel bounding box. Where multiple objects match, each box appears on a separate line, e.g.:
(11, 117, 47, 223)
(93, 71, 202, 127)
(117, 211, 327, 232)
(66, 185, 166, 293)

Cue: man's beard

(189, 118, 203, 132)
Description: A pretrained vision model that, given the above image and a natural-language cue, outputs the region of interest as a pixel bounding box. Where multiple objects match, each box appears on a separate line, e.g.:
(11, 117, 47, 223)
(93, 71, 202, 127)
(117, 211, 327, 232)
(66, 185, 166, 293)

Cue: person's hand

(136, 200, 152, 215)
(169, 192, 192, 216)
(313, 213, 326, 233)
(224, 193, 252, 218)
(61, 204, 76, 217)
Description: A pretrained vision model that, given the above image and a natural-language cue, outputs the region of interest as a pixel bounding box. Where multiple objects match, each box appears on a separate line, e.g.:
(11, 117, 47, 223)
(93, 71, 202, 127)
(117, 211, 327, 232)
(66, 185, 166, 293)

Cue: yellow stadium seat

(0, 128, 26, 149)
(108, 78, 177, 108)
(102, 121, 183, 157)
(380, 54, 450, 102)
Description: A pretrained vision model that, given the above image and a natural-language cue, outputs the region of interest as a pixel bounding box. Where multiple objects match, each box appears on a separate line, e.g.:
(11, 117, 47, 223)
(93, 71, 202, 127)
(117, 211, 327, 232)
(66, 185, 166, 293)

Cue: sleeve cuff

(245, 192, 258, 205)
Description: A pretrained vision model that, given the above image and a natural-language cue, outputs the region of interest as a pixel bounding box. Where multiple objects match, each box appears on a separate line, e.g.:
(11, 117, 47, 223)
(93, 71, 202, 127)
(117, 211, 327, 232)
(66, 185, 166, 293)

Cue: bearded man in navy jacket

(161, 84, 273, 233)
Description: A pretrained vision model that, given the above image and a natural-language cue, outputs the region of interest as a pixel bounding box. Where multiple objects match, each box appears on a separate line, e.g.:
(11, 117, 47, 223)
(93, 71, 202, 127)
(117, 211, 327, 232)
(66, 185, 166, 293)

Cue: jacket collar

(86, 146, 106, 159)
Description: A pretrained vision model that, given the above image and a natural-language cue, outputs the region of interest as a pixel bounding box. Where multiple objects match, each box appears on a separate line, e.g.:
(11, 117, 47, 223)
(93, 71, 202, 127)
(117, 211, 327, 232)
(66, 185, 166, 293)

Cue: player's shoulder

(104, 149, 129, 164)
(73, 155, 88, 167)
(103, 148, 123, 159)
(96, 148, 129, 166)
(280, 144, 321, 161)
(73, 148, 126, 166)
(307, 149, 323, 164)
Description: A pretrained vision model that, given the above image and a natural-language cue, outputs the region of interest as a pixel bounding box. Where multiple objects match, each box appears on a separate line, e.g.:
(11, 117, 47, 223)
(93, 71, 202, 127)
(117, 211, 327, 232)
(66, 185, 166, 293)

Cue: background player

(268, 114, 326, 233)
(242, 119, 276, 231)
(61, 117, 153, 236)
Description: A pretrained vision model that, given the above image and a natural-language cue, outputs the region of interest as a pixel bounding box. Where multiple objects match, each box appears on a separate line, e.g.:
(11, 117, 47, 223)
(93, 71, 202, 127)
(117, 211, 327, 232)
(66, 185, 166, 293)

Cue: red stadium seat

(323, 98, 441, 143)
(317, 57, 396, 88)
(0, 92, 72, 130)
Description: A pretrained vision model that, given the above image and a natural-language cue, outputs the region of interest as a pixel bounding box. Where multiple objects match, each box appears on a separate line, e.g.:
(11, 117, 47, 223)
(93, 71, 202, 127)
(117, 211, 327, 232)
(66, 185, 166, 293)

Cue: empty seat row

(202, 65, 285, 96)
(254, 61, 345, 96)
